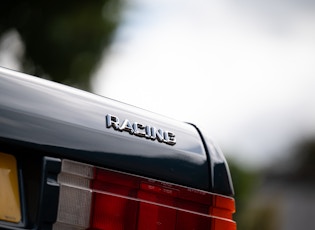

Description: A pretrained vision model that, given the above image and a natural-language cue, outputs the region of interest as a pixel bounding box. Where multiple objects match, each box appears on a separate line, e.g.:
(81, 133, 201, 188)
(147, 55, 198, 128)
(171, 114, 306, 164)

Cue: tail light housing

(53, 160, 236, 230)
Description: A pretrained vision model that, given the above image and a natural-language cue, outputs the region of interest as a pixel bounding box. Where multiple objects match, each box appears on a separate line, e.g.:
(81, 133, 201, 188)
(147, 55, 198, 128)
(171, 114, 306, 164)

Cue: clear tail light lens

(53, 160, 236, 230)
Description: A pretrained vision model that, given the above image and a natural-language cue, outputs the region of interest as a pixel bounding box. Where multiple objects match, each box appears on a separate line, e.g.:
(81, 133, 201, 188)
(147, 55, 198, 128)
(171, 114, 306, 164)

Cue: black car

(0, 67, 236, 230)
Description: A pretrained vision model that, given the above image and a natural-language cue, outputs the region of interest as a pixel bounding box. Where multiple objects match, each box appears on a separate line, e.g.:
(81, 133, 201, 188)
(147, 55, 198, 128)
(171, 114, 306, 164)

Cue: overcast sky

(94, 0, 315, 168)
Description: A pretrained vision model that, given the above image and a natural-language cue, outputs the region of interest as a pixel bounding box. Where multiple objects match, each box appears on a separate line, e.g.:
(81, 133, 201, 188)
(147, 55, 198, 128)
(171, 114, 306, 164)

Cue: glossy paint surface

(0, 68, 209, 190)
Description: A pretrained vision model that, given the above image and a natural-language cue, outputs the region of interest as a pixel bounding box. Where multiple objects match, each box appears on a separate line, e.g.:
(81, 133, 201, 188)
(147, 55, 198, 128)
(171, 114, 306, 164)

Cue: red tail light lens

(53, 160, 236, 230)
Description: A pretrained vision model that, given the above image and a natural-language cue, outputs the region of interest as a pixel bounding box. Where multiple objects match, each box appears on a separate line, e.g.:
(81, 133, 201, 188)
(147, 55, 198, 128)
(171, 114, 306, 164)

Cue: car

(0, 67, 236, 230)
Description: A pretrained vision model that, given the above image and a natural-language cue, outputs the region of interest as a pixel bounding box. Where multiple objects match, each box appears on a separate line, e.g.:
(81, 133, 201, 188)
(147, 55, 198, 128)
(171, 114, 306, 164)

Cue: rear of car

(0, 67, 236, 230)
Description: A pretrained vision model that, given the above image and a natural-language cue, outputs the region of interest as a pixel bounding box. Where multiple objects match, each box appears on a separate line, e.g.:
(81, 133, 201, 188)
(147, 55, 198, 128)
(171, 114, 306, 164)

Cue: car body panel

(0, 67, 211, 191)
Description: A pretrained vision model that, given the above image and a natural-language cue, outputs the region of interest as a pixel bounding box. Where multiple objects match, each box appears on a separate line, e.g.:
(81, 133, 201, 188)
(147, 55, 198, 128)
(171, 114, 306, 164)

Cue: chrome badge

(105, 114, 176, 146)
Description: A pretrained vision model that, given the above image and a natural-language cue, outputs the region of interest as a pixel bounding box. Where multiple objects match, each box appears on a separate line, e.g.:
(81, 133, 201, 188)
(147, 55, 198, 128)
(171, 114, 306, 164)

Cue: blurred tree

(229, 138, 315, 230)
(290, 138, 315, 182)
(0, 0, 124, 90)
(227, 158, 259, 229)
(263, 138, 315, 183)
(228, 160, 257, 216)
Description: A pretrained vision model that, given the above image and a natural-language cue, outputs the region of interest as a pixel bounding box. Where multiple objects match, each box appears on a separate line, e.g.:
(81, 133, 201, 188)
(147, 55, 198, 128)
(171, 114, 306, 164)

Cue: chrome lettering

(150, 127, 164, 142)
(166, 131, 176, 146)
(106, 114, 120, 130)
(105, 114, 176, 145)
(119, 119, 133, 134)
(145, 125, 151, 139)
(133, 122, 146, 137)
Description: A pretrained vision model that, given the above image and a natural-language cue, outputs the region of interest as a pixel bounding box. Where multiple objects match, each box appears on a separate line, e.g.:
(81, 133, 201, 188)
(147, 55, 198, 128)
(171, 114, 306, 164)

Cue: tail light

(53, 160, 236, 230)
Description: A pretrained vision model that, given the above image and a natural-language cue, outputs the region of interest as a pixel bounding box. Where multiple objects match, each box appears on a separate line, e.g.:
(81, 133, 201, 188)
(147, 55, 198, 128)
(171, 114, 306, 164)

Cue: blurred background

(1, 0, 315, 229)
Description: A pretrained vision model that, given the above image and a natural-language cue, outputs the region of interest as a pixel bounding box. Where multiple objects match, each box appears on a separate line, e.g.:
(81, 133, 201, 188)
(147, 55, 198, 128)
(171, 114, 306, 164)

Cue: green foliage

(290, 138, 315, 181)
(227, 138, 315, 229)
(227, 158, 259, 229)
(240, 205, 280, 230)
(228, 160, 257, 214)
(1, 0, 124, 90)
